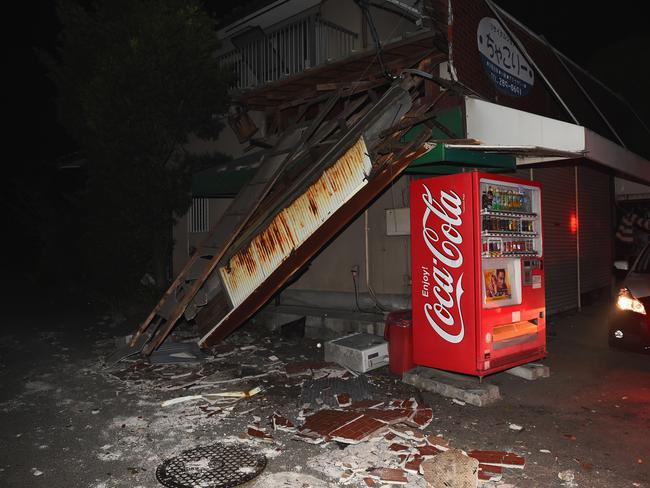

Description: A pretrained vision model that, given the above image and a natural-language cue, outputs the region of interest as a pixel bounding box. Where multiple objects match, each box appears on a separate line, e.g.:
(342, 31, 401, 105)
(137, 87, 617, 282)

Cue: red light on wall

(570, 214, 578, 233)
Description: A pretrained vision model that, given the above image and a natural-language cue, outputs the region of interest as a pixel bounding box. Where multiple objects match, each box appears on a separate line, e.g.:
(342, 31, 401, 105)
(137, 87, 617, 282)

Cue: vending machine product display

(410, 171, 545, 377)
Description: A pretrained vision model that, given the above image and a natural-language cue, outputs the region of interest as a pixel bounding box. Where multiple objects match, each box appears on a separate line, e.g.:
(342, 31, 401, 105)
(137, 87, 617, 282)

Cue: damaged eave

(464, 96, 650, 185)
(196, 79, 434, 348)
(235, 30, 447, 109)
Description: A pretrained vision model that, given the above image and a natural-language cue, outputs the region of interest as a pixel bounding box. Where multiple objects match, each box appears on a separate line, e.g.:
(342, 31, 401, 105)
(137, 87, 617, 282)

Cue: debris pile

(242, 395, 525, 486)
(105, 331, 526, 486)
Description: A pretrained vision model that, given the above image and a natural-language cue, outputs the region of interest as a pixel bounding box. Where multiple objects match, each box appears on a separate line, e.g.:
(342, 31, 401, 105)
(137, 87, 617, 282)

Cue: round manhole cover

(156, 443, 266, 488)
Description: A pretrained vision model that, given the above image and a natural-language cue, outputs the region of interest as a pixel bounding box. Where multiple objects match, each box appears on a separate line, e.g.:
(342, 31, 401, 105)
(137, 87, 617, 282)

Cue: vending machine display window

(481, 258, 522, 308)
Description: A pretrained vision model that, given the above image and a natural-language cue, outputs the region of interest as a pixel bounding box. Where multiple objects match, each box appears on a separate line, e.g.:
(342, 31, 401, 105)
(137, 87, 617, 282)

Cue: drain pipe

(364, 210, 371, 290)
(575, 165, 582, 310)
(364, 209, 390, 311)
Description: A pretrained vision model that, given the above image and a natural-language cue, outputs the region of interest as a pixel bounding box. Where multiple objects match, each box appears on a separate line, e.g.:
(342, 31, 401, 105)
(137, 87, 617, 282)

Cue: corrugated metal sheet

(578, 166, 612, 293)
(219, 137, 373, 307)
(533, 166, 579, 315)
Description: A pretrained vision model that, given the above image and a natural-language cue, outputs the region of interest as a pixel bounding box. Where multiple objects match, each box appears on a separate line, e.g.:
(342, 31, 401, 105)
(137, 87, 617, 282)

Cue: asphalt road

(0, 297, 648, 487)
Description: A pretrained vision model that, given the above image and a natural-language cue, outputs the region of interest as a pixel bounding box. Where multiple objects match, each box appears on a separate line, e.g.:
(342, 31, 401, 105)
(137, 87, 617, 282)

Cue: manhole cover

(156, 443, 266, 488)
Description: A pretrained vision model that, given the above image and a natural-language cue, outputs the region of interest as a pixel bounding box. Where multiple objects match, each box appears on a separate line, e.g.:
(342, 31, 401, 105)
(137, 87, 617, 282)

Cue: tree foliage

(45, 0, 232, 298)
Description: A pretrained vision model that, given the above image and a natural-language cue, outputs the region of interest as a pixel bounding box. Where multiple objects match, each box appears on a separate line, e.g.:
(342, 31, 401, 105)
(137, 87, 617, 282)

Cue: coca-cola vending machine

(410, 171, 545, 377)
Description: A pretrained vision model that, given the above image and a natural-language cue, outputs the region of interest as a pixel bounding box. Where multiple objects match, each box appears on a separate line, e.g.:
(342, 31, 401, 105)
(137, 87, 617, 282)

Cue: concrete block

(402, 366, 501, 407)
(504, 362, 550, 381)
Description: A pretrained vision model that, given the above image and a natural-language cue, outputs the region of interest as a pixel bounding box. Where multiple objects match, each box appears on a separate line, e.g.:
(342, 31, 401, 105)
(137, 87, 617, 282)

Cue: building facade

(168, 0, 650, 342)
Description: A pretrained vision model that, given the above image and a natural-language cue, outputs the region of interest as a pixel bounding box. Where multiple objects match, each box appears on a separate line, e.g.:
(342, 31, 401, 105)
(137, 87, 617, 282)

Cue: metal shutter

(533, 166, 579, 315)
(578, 166, 612, 293)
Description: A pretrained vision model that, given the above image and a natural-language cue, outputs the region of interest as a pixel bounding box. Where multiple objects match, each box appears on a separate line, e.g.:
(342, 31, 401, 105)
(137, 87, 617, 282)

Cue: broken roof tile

(425, 434, 450, 451)
(247, 425, 273, 442)
(348, 399, 386, 410)
(271, 413, 296, 432)
(468, 450, 525, 469)
(336, 393, 352, 408)
(404, 454, 424, 473)
(417, 445, 442, 458)
(367, 467, 408, 485)
(389, 443, 411, 452)
(406, 407, 433, 429)
(329, 415, 385, 444)
(361, 408, 412, 424)
(300, 409, 362, 437)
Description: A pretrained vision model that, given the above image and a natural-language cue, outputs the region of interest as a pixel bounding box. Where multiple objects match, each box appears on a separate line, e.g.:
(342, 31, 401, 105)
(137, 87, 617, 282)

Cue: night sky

(9, 0, 647, 169)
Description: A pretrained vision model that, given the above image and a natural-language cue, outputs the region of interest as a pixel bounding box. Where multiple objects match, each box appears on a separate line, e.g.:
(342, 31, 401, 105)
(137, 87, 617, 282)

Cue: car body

(609, 244, 650, 353)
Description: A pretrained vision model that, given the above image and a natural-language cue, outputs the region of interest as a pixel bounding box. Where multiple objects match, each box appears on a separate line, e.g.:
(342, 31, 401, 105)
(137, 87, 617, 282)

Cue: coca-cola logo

(420, 185, 465, 343)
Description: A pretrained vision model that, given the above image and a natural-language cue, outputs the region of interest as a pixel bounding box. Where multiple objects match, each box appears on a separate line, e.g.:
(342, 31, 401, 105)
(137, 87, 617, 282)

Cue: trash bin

(384, 310, 415, 375)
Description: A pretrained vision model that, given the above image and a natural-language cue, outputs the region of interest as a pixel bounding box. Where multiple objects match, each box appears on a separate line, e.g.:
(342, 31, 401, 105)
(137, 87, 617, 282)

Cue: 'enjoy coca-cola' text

(420, 184, 466, 344)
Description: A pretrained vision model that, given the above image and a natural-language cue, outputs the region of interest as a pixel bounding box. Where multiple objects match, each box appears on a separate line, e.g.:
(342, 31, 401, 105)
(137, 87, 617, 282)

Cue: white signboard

(477, 17, 534, 97)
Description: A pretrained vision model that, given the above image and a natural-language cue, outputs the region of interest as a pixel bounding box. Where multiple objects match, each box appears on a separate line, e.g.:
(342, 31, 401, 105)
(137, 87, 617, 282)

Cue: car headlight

(617, 288, 646, 315)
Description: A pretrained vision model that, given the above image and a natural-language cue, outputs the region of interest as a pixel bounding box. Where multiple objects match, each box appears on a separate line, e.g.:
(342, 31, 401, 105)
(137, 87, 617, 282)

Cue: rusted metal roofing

(219, 137, 372, 307)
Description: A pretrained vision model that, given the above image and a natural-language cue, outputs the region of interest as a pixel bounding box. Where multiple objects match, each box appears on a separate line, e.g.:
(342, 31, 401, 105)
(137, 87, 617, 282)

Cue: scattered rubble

(99, 328, 527, 487)
(558, 469, 577, 487)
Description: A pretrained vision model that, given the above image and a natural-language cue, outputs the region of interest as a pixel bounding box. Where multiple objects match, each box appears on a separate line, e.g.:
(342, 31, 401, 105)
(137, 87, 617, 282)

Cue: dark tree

(44, 0, 232, 300)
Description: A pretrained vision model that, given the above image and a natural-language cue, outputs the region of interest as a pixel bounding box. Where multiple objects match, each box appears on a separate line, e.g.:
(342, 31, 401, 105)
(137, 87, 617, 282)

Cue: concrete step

(504, 362, 550, 380)
(402, 366, 501, 407)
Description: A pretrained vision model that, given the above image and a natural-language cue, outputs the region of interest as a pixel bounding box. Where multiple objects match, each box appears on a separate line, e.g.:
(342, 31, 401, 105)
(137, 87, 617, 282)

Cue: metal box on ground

(324, 333, 389, 373)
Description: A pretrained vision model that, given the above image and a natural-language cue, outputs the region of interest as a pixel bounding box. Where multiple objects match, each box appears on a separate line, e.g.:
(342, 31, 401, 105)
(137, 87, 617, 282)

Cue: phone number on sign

(489, 73, 526, 97)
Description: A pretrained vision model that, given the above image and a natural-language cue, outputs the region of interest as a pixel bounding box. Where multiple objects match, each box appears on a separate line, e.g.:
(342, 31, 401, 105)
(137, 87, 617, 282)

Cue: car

(609, 244, 650, 353)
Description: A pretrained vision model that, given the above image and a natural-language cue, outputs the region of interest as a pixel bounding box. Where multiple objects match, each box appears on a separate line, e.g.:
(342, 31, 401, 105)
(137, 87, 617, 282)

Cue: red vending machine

(410, 171, 545, 377)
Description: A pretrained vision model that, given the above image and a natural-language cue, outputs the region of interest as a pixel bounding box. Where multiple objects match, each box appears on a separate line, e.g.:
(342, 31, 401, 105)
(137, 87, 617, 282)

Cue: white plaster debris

(251, 472, 331, 487)
(97, 450, 123, 461)
(452, 399, 466, 406)
(110, 416, 148, 430)
(508, 423, 523, 431)
(31, 468, 44, 476)
(309, 438, 403, 481)
(24, 381, 55, 393)
(558, 469, 577, 487)
(539, 449, 551, 454)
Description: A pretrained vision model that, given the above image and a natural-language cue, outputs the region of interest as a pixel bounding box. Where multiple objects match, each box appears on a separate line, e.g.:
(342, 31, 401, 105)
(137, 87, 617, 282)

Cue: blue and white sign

(477, 17, 534, 97)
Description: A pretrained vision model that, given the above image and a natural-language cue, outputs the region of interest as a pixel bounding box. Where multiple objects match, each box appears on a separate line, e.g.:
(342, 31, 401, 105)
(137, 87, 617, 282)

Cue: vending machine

(410, 171, 545, 377)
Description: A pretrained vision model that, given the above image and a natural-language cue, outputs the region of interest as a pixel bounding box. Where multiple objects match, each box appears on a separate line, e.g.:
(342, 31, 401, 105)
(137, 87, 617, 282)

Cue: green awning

(406, 144, 516, 175)
(191, 152, 263, 197)
(401, 105, 516, 174)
